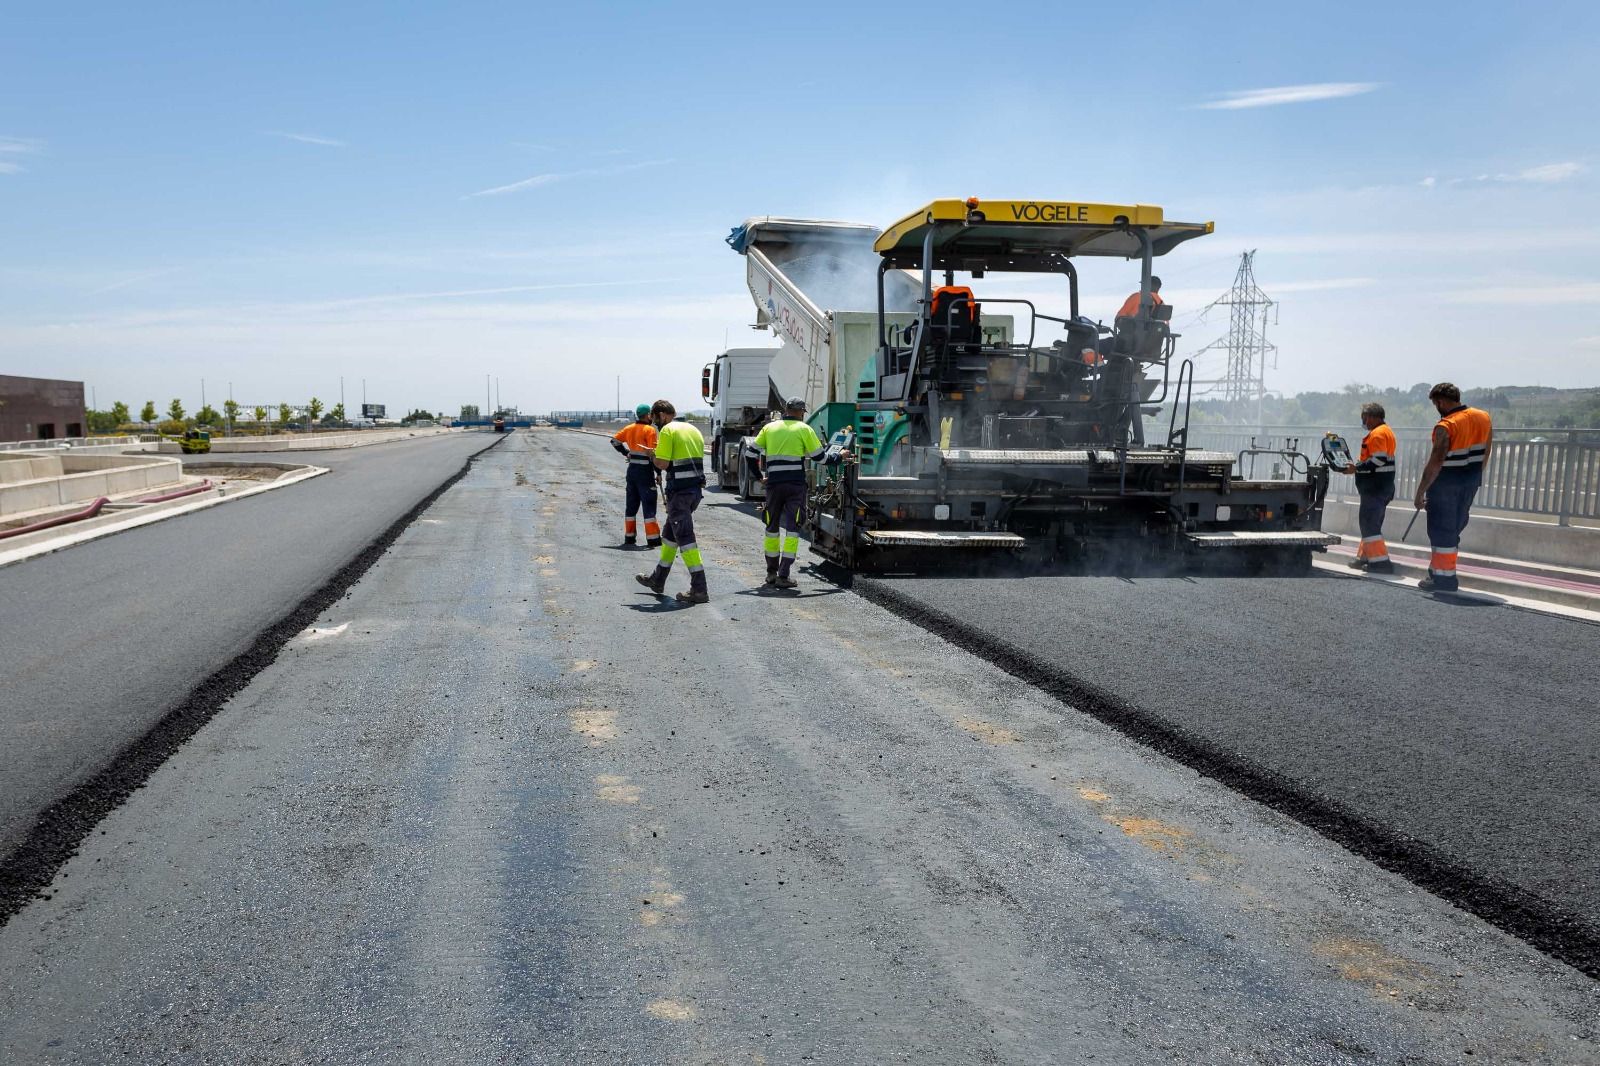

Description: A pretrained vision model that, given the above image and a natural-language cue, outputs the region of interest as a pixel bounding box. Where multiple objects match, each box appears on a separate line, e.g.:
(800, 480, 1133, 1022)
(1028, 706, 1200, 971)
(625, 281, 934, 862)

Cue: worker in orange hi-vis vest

(1413, 383, 1493, 593)
(610, 404, 661, 548)
(1115, 276, 1163, 319)
(1343, 401, 1398, 574)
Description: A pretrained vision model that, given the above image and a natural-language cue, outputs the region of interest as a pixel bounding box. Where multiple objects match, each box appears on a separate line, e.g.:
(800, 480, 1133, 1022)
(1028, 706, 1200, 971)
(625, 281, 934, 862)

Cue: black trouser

(624, 464, 659, 544)
(656, 487, 706, 591)
(763, 479, 807, 576)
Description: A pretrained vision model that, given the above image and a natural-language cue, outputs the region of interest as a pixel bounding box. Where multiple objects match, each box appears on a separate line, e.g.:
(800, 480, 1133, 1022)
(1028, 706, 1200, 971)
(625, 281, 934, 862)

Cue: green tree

(167, 398, 186, 422)
(401, 408, 435, 424)
(460, 404, 480, 421)
(328, 402, 345, 424)
(253, 405, 267, 425)
(278, 402, 294, 426)
(110, 401, 130, 425)
(140, 401, 158, 424)
(87, 409, 120, 433)
(223, 399, 240, 426)
(195, 404, 221, 426)
(307, 397, 324, 427)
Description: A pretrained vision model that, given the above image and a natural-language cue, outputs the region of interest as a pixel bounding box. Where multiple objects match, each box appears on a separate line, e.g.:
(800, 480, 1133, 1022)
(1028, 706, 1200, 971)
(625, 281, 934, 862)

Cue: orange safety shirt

(611, 421, 659, 466)
(1355, 422, 1397, 493)
(1117, 290, 1164, 319)
(1436, 405, 1492, 480)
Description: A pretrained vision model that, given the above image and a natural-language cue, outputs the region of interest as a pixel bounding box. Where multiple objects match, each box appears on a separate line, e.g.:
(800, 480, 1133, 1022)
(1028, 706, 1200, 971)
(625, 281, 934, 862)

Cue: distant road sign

(362, 404, 386, 418)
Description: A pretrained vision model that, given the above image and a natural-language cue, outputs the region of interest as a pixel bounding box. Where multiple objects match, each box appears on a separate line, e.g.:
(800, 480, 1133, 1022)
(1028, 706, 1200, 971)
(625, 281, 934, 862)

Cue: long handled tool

(1399, 507, 1421, 543)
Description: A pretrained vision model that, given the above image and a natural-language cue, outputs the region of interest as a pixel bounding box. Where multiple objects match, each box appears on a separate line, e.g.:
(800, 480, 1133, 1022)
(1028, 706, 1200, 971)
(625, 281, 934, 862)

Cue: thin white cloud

(1452, 161, 1584, 186)
(1575, 336, 1600, 349)
(88, 267, 183, 295)
(1269, 277, 1377, 294)
(464, 158, 671, 199)
(1439, 282, 1600, 306)
(265, 131, 346, 147)
(0, 136, 43, 175)
(1197, 82, 1382, 110)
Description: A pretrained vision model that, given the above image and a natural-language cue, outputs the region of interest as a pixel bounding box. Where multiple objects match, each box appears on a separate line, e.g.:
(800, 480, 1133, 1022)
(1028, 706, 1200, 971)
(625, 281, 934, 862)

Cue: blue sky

(2, 0, 1596, 416)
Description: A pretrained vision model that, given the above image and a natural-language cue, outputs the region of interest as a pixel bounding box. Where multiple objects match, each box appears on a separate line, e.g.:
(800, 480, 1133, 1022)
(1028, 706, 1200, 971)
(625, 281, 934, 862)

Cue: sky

(2, 0, 1598, 417)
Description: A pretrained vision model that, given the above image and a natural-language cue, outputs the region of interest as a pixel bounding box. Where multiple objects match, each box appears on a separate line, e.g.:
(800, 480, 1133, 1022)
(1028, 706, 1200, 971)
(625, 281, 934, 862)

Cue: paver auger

(804, 198, 1338, 571)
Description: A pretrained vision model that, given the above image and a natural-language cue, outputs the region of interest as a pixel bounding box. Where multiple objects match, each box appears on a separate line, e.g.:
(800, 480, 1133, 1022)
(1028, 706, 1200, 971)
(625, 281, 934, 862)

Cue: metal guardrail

(1186, 426, 1600, 526)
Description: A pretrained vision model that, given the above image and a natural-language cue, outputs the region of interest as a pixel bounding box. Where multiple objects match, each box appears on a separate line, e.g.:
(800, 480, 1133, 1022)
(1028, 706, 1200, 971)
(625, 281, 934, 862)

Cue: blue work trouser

(1357, 487, 1392, 540)
(1425, 471, 1481, 590)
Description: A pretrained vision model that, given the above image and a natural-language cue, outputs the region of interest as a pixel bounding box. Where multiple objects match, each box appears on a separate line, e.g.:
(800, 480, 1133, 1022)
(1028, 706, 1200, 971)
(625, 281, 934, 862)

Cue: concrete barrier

(0, 452, 184, 518)
(159, 426, 463, 454)
(1322, 498, 1600, 571)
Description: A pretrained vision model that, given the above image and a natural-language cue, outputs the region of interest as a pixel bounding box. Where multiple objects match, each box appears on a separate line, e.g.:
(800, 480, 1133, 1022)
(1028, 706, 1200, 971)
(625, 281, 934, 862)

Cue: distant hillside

(1176, 384, 1600, 430)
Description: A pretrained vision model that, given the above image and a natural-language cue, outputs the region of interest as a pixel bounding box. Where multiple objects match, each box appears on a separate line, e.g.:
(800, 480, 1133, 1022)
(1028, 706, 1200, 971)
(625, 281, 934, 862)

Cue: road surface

(0, 429, 1592, 1064)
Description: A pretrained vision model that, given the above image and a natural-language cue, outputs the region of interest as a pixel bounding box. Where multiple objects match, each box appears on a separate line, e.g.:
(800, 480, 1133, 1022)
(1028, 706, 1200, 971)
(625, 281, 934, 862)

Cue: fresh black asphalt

(858, 570, 1600, 976)
(0, 433, 499, 866)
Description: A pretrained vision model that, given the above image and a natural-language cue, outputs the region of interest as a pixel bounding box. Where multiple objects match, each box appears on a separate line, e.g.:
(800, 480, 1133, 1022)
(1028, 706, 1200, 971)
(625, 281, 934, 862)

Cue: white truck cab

(702, 347, 778, 494)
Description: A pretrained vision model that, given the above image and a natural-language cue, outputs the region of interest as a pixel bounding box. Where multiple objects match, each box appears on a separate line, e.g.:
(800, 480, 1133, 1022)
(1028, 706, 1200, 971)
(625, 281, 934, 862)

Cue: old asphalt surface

(0, 428, 1595, 1064)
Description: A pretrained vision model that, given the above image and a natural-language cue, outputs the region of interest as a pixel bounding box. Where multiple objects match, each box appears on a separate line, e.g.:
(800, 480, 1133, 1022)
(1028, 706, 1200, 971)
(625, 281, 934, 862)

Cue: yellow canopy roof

(873, 199, 1214, 264)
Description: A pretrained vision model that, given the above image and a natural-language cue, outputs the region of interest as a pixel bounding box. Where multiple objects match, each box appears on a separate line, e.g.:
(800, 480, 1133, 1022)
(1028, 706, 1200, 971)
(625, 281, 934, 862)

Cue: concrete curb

(1311, 558, 1600, 625)
(0, 465, 327, 570)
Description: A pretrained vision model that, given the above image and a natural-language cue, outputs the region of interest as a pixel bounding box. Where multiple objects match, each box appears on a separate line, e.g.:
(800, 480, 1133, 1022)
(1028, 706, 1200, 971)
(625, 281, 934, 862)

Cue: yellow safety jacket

(655, 420, 706, 493)
(750, 418, 825, 484)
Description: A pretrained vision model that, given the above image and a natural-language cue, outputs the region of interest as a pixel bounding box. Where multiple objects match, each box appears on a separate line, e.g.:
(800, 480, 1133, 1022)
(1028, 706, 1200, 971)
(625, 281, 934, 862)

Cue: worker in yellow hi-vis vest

(635, 399, 710, 605)
(748, 397, 848, 589)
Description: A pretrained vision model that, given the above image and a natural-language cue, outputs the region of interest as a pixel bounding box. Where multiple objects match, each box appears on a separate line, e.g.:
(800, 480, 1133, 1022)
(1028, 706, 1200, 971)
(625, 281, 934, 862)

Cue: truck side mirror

(701, 365, 713, 401)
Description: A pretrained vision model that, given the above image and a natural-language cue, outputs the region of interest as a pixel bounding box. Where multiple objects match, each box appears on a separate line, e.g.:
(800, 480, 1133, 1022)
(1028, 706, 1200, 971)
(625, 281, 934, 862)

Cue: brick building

(0, 375, 86, 442)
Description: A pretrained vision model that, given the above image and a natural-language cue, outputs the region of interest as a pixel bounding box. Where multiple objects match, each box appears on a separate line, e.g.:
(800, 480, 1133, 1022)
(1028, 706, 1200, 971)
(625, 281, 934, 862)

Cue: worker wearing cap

(1343, 402, 1397, 574)
(1413, 382, 1493, 593)
(636, 400, 710, 604)
(1116, 276, 1163, 319)
(610, 404, 661, 548)
(748, 397, 845, 588)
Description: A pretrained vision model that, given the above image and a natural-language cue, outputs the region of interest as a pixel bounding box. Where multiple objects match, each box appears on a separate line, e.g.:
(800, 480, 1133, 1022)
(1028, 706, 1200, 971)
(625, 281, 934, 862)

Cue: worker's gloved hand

(1341, 463, 1356, 475)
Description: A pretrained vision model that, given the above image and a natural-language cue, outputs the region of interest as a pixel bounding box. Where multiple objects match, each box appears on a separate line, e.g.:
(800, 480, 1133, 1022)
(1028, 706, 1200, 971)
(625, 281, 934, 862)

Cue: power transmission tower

(1191, 250, 1277, 426)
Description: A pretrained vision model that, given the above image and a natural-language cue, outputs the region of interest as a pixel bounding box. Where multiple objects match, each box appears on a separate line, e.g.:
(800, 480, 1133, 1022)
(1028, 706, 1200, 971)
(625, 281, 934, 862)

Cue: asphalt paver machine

(806, 197, 1338, 571)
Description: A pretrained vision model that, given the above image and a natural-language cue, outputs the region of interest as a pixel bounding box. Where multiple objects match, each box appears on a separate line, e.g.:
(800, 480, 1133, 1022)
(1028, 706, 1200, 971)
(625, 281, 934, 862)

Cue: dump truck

(702, 348, 776, 495)
(735, 198, 1337, 572)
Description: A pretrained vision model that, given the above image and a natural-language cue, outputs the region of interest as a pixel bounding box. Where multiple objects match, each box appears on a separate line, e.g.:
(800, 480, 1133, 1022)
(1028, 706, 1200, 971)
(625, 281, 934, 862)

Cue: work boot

(1417, 575, 1438, 592)
(1366, 560, 1395, 574)
(677, 573, 709, 605)
(1346, 556, 1368, 570)
(774, 575, 798, 590)
(635, 569, 667, 595)
(764, 560, 779, 586)
(622, 537, 638, 548)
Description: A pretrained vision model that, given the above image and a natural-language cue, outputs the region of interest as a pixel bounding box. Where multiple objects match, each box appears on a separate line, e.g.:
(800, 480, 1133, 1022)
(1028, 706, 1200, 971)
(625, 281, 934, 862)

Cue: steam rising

(764, 240, 922, 313)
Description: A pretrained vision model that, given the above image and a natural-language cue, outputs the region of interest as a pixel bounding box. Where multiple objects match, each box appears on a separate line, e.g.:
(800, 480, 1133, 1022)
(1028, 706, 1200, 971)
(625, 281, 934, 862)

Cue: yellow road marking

(595, 773, 640, 804)
(955, 716, 1021, 744)
(1312, 937, 1432, 996)
(645, 999, 697, 1021)
(1076, 786, 1111, 803)
(570, 709, 618, 745)
(1104, 815, 1191, 855)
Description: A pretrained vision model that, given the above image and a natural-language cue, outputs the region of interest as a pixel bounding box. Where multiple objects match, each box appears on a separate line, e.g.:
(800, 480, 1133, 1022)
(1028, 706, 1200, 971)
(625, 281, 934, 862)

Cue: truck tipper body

(721, 217, 1010, 498)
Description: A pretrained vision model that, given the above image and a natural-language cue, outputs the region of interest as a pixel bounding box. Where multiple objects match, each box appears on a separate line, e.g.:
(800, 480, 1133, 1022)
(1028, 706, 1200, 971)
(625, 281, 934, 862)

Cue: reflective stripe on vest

(1438, 406, 1491, 469)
